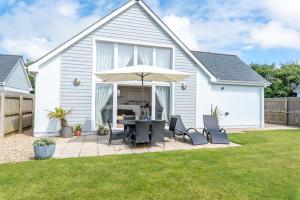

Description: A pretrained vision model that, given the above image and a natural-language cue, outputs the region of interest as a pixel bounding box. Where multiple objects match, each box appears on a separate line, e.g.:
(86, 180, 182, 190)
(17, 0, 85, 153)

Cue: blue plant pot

(34, 144, 56, 160)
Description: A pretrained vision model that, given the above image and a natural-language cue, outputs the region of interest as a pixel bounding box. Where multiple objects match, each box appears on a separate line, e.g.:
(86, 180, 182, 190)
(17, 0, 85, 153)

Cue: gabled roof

(0, 54, 22, 84)
(192, 51, 269, 85)
(28, 0, 216, 80)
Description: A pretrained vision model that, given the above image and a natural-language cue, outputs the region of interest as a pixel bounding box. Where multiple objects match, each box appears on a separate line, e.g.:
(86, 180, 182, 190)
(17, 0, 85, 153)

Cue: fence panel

(0, 91, 34, 138)
(265, 97, 300, 126)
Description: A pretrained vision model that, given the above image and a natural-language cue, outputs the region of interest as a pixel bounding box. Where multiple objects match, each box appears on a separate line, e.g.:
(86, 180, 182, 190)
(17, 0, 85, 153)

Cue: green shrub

(48, 107, 71, 127)
(33, 137, 56, 146)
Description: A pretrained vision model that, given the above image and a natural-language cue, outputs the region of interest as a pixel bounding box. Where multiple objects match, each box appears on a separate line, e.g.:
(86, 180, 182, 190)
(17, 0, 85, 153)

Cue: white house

(29, 0, 269, 136)
(0, 54, 32, 94)
(294, 85, 300, 97)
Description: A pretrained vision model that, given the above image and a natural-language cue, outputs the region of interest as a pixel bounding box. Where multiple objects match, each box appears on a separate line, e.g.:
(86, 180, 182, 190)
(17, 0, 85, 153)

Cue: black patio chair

(171, 115, 208, 145)
(108, 120, 126, 145)
(151, 120, 165, 147)
(165, 117, 177, 141)
(132, 120, 151, 147)
(203, 115, 229, 144)
(123, 116, 136, 137)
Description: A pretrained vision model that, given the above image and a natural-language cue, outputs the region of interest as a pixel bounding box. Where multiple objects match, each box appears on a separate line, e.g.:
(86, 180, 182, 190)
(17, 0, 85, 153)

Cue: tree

(251, 62, 300, 98)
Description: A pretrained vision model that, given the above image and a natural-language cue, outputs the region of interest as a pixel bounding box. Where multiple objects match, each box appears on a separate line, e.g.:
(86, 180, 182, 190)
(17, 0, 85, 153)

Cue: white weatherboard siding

(34, 55, 61, 135)
(211, 84, 263, 128)
(31, 2, 266, 134)
(196, 68, 212, 128)
(60, 4, 204, 131)
(5, 61, 31, 92)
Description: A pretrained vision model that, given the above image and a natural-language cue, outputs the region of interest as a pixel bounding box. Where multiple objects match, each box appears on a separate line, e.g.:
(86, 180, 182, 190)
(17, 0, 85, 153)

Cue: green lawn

(1, 130, 300, 200)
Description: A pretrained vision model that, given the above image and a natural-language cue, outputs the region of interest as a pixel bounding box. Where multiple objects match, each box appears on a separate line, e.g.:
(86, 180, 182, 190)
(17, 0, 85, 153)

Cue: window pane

(155, 86, 170, 121)
(156, 48, 171, 69)
(96, 84, 113, 126)
(138, 46, 153, 66)
(118, 44, 134, 68)
(96, 42, 114, 72)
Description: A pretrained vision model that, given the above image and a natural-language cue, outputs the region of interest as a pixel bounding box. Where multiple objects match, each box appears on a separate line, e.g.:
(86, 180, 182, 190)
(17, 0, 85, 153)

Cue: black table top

(123, 119, 153, 126)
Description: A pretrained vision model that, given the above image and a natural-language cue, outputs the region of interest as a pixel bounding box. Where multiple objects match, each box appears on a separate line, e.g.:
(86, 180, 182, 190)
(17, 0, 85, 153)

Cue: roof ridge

(0, 54, 22, 57)
(191, 50, 237, 57)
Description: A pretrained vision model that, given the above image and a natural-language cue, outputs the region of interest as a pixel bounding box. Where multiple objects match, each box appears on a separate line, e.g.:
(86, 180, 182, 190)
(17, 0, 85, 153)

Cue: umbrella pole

(141, 73, 144, 119)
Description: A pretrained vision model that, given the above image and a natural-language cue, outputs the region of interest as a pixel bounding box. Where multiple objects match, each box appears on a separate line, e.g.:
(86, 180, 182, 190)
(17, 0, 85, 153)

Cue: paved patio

(1, 124, 297, 164)
(53, 135, 240, 159)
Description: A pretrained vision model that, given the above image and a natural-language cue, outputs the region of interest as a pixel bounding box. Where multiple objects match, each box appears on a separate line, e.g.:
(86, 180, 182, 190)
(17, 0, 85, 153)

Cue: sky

(0, 0, 300, 65)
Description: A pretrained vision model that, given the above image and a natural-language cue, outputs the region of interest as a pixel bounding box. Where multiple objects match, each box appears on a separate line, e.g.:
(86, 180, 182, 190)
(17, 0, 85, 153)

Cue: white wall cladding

(196, 68, 212, 128)
(5, 61, 31, 92)
(60, 4, 205, 130)
(34, 55, 61, 135)
(211, 84, 263, 128)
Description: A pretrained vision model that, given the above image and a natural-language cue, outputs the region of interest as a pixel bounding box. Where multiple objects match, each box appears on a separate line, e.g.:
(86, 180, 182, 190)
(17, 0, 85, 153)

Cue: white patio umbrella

(95, 65, 190, 117)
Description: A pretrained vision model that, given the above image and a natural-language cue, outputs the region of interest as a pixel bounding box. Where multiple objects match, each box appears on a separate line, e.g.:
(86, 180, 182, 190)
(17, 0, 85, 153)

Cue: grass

(0, 130, 300, 200)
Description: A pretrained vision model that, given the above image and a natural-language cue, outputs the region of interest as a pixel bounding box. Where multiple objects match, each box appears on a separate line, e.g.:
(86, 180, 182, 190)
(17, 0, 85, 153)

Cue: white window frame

(92, 37, 175, 130)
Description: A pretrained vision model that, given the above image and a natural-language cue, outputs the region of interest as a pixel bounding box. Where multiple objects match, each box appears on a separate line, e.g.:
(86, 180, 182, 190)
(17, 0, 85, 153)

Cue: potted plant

(98, 125, 109, 136)
(74, 123, 83, 136)
(48, 107, 72, 138)
(98, 125, 105, 135)
(33, 137, 56, 160)
(211, 105, 223, 120)
(104, 127, 109, 135)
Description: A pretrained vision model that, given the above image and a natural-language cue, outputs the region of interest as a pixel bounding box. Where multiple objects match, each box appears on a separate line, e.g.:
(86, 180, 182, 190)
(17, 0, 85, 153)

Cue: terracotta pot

(74, 130, 81, 136)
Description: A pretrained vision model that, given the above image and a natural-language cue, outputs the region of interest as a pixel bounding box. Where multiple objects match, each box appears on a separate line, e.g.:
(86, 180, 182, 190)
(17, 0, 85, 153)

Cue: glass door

(95, 83, 113, 126)
(155, 86, 170, 122)
(116, 85, 152, 128)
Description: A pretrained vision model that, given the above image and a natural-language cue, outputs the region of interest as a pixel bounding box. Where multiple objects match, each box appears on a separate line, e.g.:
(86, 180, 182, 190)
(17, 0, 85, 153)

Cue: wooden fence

(0, 91, 34, 138)
(265, 97, 300, 125)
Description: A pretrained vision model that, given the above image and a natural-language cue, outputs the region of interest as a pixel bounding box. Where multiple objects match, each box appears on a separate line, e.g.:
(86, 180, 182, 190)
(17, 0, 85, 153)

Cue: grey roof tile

(192, 51, 268, 84)
(0, 54, 21, 84)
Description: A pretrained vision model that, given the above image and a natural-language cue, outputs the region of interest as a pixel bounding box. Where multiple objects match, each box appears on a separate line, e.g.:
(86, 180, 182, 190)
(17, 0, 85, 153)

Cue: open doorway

(116, 85, 152, 128)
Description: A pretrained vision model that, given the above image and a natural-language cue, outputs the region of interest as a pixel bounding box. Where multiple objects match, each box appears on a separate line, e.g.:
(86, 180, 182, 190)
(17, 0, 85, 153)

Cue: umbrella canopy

(95, 65, 190, 119)
(95, 65, 190, 82)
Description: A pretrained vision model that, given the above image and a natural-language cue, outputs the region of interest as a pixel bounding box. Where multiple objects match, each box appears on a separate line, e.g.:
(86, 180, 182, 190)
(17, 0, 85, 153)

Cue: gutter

(212, 79, 270, 87)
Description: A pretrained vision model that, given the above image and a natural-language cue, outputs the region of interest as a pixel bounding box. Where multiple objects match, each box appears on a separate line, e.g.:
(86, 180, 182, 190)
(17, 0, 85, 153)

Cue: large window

(96, 41, 172, 71)
(118, 44, 134, 68)
(138, 46, 153, 66)
(155, 86, 170, 121)
(96, 42, 114, 72)
(95, 84, 113, 125)
(156, 48, 171, 69)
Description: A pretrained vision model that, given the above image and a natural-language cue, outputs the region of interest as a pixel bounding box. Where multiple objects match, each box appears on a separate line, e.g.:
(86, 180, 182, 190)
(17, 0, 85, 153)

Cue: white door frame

(113, 82, 172, 129)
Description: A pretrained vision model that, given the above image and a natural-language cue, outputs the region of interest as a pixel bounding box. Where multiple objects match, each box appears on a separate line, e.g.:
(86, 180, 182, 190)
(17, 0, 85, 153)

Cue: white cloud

(261, 0, 300, 28)
(57, 0, 79, 18)
(2, 38, 51, 59)
(250, 21, 300, 49)
(163, 15, 199, 50)
(162, 0, 300, 52)
(1, 0, 300, 60)
(0, 0, 108, 59)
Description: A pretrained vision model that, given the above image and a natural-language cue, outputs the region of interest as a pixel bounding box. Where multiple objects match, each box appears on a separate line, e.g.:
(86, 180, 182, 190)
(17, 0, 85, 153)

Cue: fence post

(284, 98, 288, 125)
(18, 95, 23, 133)
(0, 92, 4, 138)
